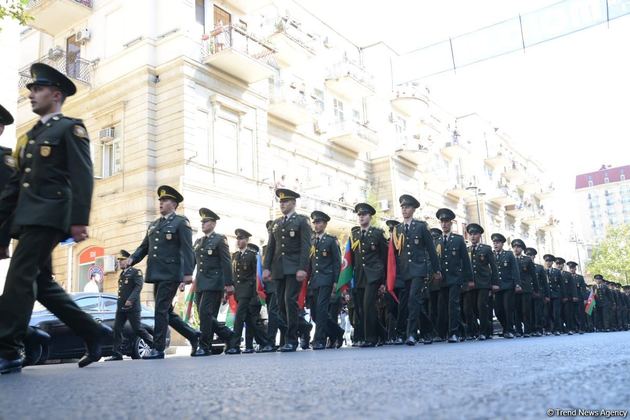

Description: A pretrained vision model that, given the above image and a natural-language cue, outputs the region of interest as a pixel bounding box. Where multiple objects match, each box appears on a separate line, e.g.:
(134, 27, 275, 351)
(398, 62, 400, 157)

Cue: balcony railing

(268, 78, 313, 125)
(26, 0, 93, 35)
(328, 120, 379, 153)
(19, 49, 93, 90)
(325, 56, 375, 98)
(391, 84, 430, 117)
(266, 17, 316, 67)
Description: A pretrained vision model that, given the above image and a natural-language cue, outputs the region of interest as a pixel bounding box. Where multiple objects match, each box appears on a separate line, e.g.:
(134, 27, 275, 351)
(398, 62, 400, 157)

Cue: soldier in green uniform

(0, 104, 16, 258)
(543, 254, 564, 335)
(127, 186, 200, 359)
(556, 257, 577, 334)
(349, 203, 388, 347)
(308, 211, 342, 350)
(428, 227, 443, 340)
(436, 208, 471, 343)
(262, 189, 312, 352)
(463, 223, 498, 340)
(567, 261, 587, 334)
(384, 219, 404, 345)
(106, 250, 153, 361)
(391, 195, 441, 345)
(511, 239, 537, 337)
(191, 208, 234, 356)
(0, 63, 107, 374)
(490, 233, 520, 338)
(226, 229, 273, 354)
(525, 248, 549, 337)
(262, 220, 285, 348)
(593, 275, 609, 331)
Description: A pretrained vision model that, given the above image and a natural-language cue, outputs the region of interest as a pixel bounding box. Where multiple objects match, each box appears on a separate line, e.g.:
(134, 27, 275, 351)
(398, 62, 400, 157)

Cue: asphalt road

(2, 332, 630, 420)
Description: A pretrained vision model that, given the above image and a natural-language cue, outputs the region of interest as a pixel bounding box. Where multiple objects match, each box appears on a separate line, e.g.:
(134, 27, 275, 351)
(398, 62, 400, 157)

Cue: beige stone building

(9, 0, 562, 303)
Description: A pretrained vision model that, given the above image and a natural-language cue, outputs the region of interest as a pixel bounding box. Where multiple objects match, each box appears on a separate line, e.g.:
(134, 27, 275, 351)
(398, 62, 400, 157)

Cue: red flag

(298, 274, 309, 310)
(386, 239, 399, 303)
(183, 282, 196, 323)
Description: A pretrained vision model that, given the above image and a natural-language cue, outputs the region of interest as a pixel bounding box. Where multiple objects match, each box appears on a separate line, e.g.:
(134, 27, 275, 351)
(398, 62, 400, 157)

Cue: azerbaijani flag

(386, 239, 399, 303)
(182, 283, 196, 323)
(224, 294, 238, 329)
(298, 274, 309, 310)
(336, 238, 353, 294)
(585, 288, 596, 315)
(256, 253, 267, 302)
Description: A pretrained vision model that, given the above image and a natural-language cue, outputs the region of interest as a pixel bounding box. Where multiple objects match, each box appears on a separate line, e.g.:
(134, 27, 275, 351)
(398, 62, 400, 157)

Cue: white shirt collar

(40, 112, 62, 124)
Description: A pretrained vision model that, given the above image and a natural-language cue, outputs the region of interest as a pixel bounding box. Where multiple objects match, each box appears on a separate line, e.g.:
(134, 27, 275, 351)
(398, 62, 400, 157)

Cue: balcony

(446, 180, 475, 200)
(391, 84, 430, 118)
(19, 49, 94, 94)
(395, 135, 430, 165)
(201, 26, 276, 84)
(268, 79, 313, 125)
(441, 139, 467, 160)
(328, 121, 379, 153)
(266, 17, 316, 68)
(541, 217, 560, 232)
(26, 0, 92, 36)
(502, 161, 527, 184)
(534, 187, 554, 201)
(218, 0, 272, 13)
(519, 178, 539, 194)
(325, 58, 375, 99)
(505, 203, 525, 218)
(488, 184, 519, 207)
(484, 151, 509, 169)
(523, 209, 548, 225)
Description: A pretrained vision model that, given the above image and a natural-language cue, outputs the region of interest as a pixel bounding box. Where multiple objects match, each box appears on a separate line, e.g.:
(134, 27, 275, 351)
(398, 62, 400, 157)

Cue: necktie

(361, 230, 366, 240)
(316, 236, 320, 246)
(283, 216, 287, 224)
(444, 235, 448, 244)
(404, 224, 409, 235)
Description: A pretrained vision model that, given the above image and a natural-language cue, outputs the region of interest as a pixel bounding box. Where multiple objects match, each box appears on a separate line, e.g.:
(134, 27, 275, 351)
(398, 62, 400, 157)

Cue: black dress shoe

(394, 337, 405, 345)
(352, 341, 363, 347)
(478, 334, 486, 341)
(142, 349, 165, 359)
(243, 348, 255, 354)
(447, 335, 458, 343)
(189, 331, 201, 356)
(504, 332, 515, 339)
(258, 345, 274, 353)
(192, 348, 212, 357)
(225, 347, 240, 355)
(433, 337, 444, 343)
(312, 342, 326, 350)
(405, 336, 416, 346)
(423, 337, 433, 345)
(554, 331, 561, 336)
(280, 343, 296, 352)
(105, 353, 123, 362)
(523, 333, 530, 338)
(360, 341, 376, 348)
(0, 357, 23, 375)
(78, 325, 109, 368)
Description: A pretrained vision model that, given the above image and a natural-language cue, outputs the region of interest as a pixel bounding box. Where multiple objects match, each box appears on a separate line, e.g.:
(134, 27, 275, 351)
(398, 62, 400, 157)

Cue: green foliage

(586, 224, 630, 285)
(0, 0, 33, 30)
(365, 188, 383, 228)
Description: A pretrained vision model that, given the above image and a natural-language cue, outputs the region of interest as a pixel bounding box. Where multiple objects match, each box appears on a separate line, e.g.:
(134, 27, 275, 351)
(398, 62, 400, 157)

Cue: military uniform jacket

(546, 267, 564, 299)
(437, 233, 472, 287)
(309, 233, 341, 289)
(0, 115, 93, 236)
(574, 274, 588, 300)
(561, 271, 578, 300)
(534, 264, 550, 298)
(494, 250, 521, 290)
(350, 226, 388, 287)
(193, 232, 232, 291)
(0, 146, 15, 246)
(392, 219, 440, 282)
(464, 243, 498, 290)
(232, 248, 257, 300)
(117, 267, 144, 312)
(515, 254, 538, 294)
(261, 244, 275, 294)
(263, 212, 312, 280)
(131, 213, 194, 283)
(429, 238, 442, 292)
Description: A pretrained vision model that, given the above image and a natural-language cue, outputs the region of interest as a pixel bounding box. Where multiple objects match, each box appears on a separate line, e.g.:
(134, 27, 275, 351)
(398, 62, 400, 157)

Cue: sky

(297, 0, 630, 233)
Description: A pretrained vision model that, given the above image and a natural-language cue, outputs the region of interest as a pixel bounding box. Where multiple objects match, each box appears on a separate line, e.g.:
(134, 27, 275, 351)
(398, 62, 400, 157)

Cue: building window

(214, 116, 238, 173)
(102, 140, 121, 178)
(333, 98, 344, 122)
(312, 89, 324, 114)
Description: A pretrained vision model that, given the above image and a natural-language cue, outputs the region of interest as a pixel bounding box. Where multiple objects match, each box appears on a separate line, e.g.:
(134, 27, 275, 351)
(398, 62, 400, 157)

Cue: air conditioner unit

(76, 28, 91, 44)
(99, 127, 115, 142)
(102, 255, 117, 273)
(378, 199, 389, 211)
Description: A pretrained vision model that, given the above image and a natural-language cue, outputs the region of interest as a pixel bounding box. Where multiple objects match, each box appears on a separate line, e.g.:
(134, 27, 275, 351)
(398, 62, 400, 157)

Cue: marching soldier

(0, 64, 108, 374)
(525, 248, 549, 337)
(511, 239, 537, 337)
(308, 211, 342, 350)
(556, 257, 577, 334)
(226, 229, 273, 354)
(464, 224, 498, 341)
(191, 208, 235, 356)
(436, 208, 471, 343)
(567, 261, 587, 334)
(391, 195, 441, 345)
(262, 220, 284, 347)
(243, 243, 265, 352)
(593, 274, 610, 332)
(127, 186, 200, 359)
(543, 254, 564, 335)
(0, 104, 15, 259)
(349, 203, 388, 347)
(106, 250, 153, 361)
(428, 227, 443, 340)
(384, 219, 404, 344)
(262, 189, 311, 352)
(490, 233, 520, 338)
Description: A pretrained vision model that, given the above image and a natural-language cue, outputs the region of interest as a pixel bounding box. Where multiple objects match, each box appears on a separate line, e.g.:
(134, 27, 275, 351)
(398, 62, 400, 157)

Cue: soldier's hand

(515, 285, 522, 294)
(179, 283, 186, 292)
(70, 225, 89, 242)
(492, 285, 500, 293)
(545, 297, 550, 303)
(263, 269, 271, 281)
(296, 270, 307, 282)
(572, 297, 578, 302)
(225, 285, 234, 294)
(433, 272, 442, 282)
(378, 284, 386, 294)
(467, 281, 475, 289)
(0, 246, 9, 260)
(124, 300, 133, 307)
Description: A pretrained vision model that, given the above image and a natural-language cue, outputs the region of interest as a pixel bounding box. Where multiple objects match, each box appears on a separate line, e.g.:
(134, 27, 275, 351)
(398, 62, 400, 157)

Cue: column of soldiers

(1, 63, 630, 374)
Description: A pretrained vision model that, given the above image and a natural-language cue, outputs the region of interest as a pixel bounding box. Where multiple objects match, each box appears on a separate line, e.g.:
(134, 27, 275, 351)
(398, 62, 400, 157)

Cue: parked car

(27, 293, 168, 364)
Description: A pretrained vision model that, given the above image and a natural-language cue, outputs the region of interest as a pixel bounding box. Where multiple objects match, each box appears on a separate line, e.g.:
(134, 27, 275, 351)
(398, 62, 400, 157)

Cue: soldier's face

(201, 220, 216, 234)
(119, 259, 129, 269)
(280, 199, 295, 215)
(313, 220, 326, 234)
(401, 205, 415, 219)
(513, 246, 522, 256)
(236, 237, 248, 249)
(569, 267, 576, 274)
(544, 260, 553, 268)
(492, 240, 503, 252)
(159, 198, 177, 215)
(469, 232, 481, 244)
(358, 212, 371, 227)
(440, 219, 452, 233)
(28, 85, 62, 115)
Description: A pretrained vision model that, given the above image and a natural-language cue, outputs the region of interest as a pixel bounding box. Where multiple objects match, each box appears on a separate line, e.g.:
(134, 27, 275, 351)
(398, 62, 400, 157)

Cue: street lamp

(466, 185, 486, 241)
